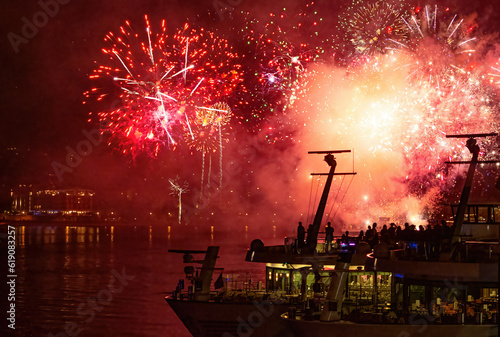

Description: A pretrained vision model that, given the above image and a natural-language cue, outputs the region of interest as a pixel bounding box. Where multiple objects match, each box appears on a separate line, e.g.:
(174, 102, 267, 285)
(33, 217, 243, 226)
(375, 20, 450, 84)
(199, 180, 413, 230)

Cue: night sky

(1, 0, 500, 222)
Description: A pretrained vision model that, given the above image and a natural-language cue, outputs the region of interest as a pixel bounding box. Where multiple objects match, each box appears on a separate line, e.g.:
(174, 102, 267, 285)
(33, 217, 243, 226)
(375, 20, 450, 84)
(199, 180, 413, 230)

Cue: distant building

(11, 186, 95, 215)
(11, 184, 33, 213)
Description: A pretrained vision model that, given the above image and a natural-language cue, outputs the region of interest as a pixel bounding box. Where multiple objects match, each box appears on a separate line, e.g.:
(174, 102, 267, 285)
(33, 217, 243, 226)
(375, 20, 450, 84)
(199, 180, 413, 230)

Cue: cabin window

(346, 271, 391, 309)
(266, 267, 292, 293)
(265, 267, 333, 296)
(394, 279, 499, 324)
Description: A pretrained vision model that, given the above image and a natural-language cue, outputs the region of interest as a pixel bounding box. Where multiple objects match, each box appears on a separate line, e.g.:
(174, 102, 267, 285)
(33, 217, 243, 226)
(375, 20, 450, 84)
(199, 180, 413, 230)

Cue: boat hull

(285, 318, 498, 337)
(166, 297, 295, 337)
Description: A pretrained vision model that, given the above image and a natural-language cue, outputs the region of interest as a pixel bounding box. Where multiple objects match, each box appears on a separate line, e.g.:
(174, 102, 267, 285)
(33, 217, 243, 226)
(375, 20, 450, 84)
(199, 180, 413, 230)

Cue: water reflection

(7, 222, 286, 337)
(13, 223, 289, 249)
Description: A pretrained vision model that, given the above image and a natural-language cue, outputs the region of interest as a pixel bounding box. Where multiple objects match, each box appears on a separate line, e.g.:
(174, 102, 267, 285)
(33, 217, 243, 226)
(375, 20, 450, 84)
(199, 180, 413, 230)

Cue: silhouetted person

(417, 225, 426, 257)
(424, 224, 434, 258)
(396, 225, 402, 241)
(325, 222, 334, 252)
(306, 224, 314, 246)
(357, 230, 365, 243)
(342, 230, 350, 245)
(409, 225, 417, 241)
(388, 223, 397, 245)
(297, 222, 305, 250)
(380, 224, 388, 243)
(402, 222, 411, 241)
(370, 223, 379, 247)
(406, 225, 418, 258)
(441, 220, 452, 251)
(365, 225, 373, 241)
(442, 220, 452, 238)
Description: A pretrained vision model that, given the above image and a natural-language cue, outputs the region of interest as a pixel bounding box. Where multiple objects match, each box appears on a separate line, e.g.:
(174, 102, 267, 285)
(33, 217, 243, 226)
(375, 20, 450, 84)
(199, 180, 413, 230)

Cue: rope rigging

(308, 176, 322, 225)
(330, 174, 355, 223)
(325, 176, 345, 224)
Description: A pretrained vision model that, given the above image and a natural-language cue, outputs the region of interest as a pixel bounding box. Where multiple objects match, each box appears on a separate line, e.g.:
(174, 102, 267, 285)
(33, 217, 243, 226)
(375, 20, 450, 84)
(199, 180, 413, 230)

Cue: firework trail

(186, 108, 217, 201)
(210, 102, 232, 188)
(169, 177, 189, 224)
(187, 103, 231, 199)
(488, 61, 500, 87)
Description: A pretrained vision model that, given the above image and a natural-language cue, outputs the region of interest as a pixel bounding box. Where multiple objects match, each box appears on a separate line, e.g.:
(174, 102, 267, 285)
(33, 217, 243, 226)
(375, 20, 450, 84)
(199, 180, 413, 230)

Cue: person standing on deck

(306, 224, 314, 246)
(357, 230, 365, 243)
(325, 222, 334, 253)
(297, 222, 305, 251)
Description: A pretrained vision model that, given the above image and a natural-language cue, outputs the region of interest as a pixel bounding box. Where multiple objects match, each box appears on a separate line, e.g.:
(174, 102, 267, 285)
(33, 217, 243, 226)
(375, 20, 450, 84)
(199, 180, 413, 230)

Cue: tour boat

(166, 134, 500, 337)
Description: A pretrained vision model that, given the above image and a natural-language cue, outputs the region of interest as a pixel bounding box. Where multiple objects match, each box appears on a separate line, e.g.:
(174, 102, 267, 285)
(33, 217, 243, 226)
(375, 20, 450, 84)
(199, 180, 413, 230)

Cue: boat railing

(456, 240, 499, 262)
(171, 287, 302, 304)
(369, 238, 499, 263)
(285, 234, 345, 254)
(210, 289, 302, 304)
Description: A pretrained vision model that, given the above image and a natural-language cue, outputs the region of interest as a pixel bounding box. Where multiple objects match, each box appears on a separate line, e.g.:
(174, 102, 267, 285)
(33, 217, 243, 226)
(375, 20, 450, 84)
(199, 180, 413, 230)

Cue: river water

(2, 222, 287, 337)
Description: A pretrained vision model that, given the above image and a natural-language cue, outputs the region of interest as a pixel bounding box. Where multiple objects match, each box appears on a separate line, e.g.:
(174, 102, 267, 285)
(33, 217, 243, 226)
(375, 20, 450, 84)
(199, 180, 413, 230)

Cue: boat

(283, 133, 500, 337)
(166, 150, 359, 337)
(166, 134, 499, 337)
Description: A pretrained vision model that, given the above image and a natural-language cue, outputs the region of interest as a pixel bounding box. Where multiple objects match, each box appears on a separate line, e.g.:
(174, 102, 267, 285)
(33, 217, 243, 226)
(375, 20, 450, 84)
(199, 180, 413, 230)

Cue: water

(3, 223, 287, 337)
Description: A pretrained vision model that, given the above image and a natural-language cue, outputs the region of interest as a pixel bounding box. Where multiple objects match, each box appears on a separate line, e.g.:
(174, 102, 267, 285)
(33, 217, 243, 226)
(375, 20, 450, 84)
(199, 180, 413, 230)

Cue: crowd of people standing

(296, 220, 455, 257)
(359, 221, 454, 249)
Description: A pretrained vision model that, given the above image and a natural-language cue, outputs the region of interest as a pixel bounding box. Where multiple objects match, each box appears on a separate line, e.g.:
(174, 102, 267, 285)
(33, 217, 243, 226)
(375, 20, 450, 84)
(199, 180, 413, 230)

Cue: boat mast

(305, 150, 351, 252)
(446, 133, 498, 246)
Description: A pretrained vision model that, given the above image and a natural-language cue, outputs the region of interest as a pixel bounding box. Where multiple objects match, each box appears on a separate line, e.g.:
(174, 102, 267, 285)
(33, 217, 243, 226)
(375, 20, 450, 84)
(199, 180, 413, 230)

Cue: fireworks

(394, 5, 477, 86)
(85, 16, 241, 158)
(85, 17, 194, 157)
(83, 2, 500, 225)
(400, 75, 499, 175)
(337, 55, 498, 170)
(296, 33, 499, 225)
(337, 4, 493, 170)
(340, 0, 409, 57)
